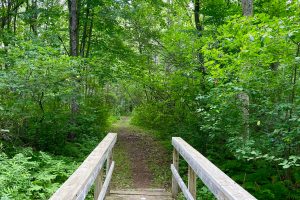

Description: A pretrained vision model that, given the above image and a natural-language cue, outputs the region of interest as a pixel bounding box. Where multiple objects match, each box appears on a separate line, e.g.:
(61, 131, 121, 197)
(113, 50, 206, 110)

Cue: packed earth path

(109, 117, 171, 190)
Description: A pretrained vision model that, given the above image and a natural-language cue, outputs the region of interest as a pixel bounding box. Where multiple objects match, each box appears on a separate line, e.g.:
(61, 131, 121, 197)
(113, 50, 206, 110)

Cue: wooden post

(94, 168, 103, 200)
(106, 150, 113, 196)
(188, 166, 197, 199)
(172, 148, 179, 198)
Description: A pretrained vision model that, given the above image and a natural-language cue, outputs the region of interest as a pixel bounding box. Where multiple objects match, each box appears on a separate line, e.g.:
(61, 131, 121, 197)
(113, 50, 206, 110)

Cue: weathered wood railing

(50, 133, 117, 200)
(171, 137, 257, 200)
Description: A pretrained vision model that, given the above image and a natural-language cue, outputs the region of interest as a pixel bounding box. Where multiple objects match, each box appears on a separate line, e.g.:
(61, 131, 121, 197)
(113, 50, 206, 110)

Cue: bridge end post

(172, 147, 179, 198)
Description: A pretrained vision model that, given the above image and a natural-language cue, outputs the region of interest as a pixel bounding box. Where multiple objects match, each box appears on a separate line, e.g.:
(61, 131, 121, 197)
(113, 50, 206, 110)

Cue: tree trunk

(194, 0, 203, 35)
(68, 0, 80, 140)
(6, 0, 11, 30)
(194, 0, 206, 91)
(0, 0, 24, 30)
(237, 92, 250, 142)
(68, 0, 79, 56)
(85, 14, 93, 58)
(237, 0, 253, 143)
(194, 0, 204, 68)
(30, 0, 37, 35)
(80, 0, 91, 57)
(13, 6, 17, 34)
(241, 0, 253, 16)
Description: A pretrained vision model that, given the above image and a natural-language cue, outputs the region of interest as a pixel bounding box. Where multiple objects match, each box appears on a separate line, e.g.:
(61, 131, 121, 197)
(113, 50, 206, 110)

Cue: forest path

(109, 117, 171, 189)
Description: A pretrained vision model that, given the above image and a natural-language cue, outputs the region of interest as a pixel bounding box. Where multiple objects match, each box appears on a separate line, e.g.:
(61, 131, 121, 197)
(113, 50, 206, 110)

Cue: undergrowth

(0, 148, 78, 199)
(0, 134, 103, 199)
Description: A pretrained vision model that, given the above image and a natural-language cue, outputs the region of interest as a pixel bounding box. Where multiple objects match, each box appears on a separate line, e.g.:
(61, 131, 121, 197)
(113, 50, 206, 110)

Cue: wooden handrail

(171, 137, 257, 200)
(50, 133, 117, 200)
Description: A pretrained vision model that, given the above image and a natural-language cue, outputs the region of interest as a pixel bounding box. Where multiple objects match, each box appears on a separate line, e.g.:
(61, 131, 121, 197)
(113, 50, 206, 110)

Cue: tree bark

(85, 14, 93, 58)
(67, 0, 80, 140)
(237, 0, 253, 143)
(0, 0, 24, 29)
(68, 0, 79, 56)
(194, 0, 206, 91)
(237, 92, 250, 142)
(241, 0, 253, 16)
(194, 0, 204, 67)
(80, 0, 91, 57)
(194, 0, 203, 35)
(6, 0, 11, 30)
(30, 0, 37, 35)
(13, 6, 17, 34)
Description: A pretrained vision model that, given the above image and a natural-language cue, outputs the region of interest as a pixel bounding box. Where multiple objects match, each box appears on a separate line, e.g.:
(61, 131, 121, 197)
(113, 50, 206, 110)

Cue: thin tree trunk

(194, 0, 203, 35)
(13, 7, 17, 34)
(1, 0, 24, 30)
(237, 92, 250, 142)
(1, 0, 5, 29)
(194, 0, 204, 71)
(68, 0, 79, 56)
(238, 0, 253, 143)
(30, 0, 37, 35)
(68, 0, 80, 140)
(80, 0, 91, 57)
(86, 13, 93, 58)
(241, 0, 253, 16)
(290, 43, 300, 110)
(7, 0, 11, 30)
(287, 42, 300, 133)
(194, 0, 206, 91)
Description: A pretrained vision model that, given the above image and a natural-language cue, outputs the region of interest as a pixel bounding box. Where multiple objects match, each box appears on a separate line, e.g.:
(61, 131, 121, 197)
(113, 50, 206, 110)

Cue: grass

(110, 140, 134, 189)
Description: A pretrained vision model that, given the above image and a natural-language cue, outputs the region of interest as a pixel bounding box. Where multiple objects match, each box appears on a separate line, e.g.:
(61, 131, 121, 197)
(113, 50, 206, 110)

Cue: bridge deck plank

(106, 189, 173, 200)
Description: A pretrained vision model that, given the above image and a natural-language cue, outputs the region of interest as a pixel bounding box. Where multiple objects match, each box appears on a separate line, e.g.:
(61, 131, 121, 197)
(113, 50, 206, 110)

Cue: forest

(0, 0, 300, 199)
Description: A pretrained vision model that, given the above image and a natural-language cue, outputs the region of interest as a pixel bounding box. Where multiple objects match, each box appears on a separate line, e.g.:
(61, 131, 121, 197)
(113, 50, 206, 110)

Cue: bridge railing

(50, 133, 117, 200)
(171, 137, 257, 200)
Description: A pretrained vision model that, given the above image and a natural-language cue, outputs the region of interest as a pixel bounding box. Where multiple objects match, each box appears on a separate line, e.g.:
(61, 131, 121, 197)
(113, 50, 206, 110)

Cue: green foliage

(1, 0, 300, 199)
(0, 149, 78, 199)
(131, 1, 300, 199)
(0, 39, 110, 152)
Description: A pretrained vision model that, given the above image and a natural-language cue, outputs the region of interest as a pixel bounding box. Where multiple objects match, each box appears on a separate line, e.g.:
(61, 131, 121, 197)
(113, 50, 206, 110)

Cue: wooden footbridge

(50, 133, 257, 200)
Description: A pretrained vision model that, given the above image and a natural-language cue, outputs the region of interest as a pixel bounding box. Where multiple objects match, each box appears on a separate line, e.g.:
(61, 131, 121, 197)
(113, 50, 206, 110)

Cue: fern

(0, 149, 78, 199)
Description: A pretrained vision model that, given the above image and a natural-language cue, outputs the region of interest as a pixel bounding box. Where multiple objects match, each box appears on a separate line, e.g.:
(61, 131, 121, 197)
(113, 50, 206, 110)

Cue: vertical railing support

(106, 149, 113, 196)
(188, 165, 197, 199)
(94, 168, 103, 200)
(172, 147, 179, 198)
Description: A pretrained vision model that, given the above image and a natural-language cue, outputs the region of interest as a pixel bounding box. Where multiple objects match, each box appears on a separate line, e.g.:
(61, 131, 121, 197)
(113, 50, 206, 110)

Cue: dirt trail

(110, 117, 170, 189)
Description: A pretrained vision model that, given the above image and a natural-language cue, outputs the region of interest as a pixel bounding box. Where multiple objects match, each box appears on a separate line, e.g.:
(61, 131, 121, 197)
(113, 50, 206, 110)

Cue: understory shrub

(0, 148, 78, 200)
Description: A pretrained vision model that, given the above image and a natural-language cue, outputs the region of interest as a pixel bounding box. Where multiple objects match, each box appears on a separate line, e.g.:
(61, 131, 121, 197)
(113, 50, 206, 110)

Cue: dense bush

(0, 148, 78, 199)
